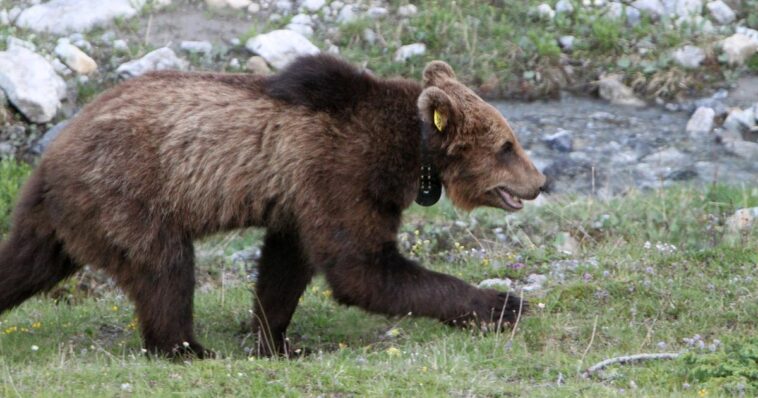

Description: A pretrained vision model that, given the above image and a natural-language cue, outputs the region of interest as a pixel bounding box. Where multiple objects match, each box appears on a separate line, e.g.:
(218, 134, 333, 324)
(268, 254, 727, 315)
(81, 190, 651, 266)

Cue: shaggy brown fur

(0, 54, 545, 358)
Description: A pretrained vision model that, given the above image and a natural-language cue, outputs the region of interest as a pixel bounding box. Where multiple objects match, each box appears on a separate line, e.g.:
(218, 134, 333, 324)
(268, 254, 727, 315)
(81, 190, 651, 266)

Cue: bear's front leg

(317, 241, 526, 329)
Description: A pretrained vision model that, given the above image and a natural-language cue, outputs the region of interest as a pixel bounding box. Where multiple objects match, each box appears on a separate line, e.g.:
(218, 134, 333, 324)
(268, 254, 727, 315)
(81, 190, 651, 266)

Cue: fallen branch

(582, 353, 681, 379)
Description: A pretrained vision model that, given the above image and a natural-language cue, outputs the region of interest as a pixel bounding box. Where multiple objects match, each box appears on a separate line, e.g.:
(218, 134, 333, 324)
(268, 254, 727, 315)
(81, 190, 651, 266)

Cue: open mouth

(494, 187, 524, 211)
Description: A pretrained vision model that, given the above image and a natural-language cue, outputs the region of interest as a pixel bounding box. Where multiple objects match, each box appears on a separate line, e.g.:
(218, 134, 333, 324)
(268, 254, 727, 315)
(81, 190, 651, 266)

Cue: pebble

(685, 106, 715, 135)
(245, 55, 272, 75)
(245, 29, 319, 69)
(672, 45, 705, 69)
(116, 47, 189, 78)
(394, 43, 426, 62)
(706, 0, 735, 24)
(398, 4, 418, 17)
(55, 38, 98, 75)
(555, 0, 574, 14)
(180, 40, 213, 55)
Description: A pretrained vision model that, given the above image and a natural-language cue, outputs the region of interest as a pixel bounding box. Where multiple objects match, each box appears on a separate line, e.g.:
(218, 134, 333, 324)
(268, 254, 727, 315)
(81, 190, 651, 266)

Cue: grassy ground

(0, 158, 756, 397)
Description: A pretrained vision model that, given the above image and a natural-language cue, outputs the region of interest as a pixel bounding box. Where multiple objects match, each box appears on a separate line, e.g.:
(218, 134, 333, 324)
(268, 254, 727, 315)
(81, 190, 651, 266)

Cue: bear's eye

(498, 141, 514, 162)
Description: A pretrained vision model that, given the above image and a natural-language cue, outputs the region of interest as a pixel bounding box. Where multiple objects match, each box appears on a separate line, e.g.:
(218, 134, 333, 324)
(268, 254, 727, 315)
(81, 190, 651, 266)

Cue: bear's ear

(418, 87, 454, 133)
(422, 61, 456, 87)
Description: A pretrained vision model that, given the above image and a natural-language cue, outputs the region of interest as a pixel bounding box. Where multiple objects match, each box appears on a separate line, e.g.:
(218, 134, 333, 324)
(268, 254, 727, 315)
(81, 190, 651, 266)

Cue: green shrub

(0, 157, 32, 235)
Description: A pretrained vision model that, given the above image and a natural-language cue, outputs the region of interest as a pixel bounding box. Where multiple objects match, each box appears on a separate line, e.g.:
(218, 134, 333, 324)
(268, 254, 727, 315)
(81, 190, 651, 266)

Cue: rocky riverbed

(0, 0, 756, 197)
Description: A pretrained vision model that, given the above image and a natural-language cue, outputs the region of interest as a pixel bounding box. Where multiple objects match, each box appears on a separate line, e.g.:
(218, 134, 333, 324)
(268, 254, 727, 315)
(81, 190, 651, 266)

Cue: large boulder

(245, 30, 319, 70)
(0, 47, 66, 123)
(16, 0, 143, 35)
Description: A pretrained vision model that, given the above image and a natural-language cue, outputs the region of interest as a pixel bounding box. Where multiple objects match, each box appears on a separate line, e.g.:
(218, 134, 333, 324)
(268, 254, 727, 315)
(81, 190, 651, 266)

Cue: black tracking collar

(415, 123, 442, 207)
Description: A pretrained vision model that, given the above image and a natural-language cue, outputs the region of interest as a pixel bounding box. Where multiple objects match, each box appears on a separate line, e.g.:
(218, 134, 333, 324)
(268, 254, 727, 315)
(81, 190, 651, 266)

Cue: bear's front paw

(447, 289, 528, 331)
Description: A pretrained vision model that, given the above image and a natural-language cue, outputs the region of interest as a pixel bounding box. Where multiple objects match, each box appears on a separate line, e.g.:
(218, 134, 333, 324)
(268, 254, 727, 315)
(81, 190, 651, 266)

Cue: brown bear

(0, 54, 545, 358)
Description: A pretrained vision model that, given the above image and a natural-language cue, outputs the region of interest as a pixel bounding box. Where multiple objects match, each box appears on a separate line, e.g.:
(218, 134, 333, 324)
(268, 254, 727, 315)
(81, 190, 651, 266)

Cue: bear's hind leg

(119, 237, 211, 359)
(252, 229, 314, 357)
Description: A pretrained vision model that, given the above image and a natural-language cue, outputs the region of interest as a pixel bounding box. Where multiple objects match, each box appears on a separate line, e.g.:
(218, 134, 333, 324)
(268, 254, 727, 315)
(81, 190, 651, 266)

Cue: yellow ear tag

(433, 110, 447, 132)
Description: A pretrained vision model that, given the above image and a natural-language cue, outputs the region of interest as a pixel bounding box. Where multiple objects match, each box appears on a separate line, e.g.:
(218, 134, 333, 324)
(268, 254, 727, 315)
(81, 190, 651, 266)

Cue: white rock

(631, 0, 665, 19)
(51, 58, 72, 76)
(55, 39, 97, 74)
(330, 1, 344, 11)
(229, 58, 240, 69)
(363, 28, 377, 45)
(535, 3, 556, 19)
(0, 47, 66, 123)
(721, 34, 758, 65)
(113, 39, 129, 52)
(116, 47, 189, 79)
(726, 207, 758, 232)
(723, 140, 758, 160)
(286, 22, 313, 37)
(723, 107, 756, 133)
(8, 7, 22, 23)
(394, 43, 426, 62)
(478, 278, 513, 290)
(7, 37, 37, 52)
(642, 147, 688, 165)
(554, 232, 579, 255)
(245, 29, 319, 69)
(367, 6, 388, 19)
(300, 0, 325, 12)
(247, 3, 260, 13)
(291, 13, 313, 25)
(180, 40, 213, 55)
(706, 0, 734, 24)
(398, 4, 418, 17)
(736, 27, 758, 45)
(0, 9, 8, 25)
(226, 0, 252, 9)
(274, 0, 293, 13)
(555, 0, 574, 14)
(607, 2, 641, 25)
(16, 0, 142, 35)
(685, 106, 715, 135)
(523, 274, 548, 292)
(598, 74, 646, 107)
(672, 45, 705, 69)
(559, 35, 575, 51)
(337, 4, 358, 23)
(666, 0, 703, 18)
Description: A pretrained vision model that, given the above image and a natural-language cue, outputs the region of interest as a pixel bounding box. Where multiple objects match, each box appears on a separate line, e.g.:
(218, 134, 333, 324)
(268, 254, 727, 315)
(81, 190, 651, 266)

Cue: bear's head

(418, 61, 546, 212)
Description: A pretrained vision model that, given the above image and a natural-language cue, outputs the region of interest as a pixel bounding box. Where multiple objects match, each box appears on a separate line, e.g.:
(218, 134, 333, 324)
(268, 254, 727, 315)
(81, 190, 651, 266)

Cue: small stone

(398, 4, 418, 17)
(394, 43, 426, 62)
(478, 278, 513, 290)
(720, 34, 758, 66)
(625, 6, 642, 25)
(113, 39, 129, 52)
(274, 0, 293, 13)
(736, 27, 758, 45)
(723, 140, 758, 159)
(7, 36, 37, 52)
(362, 28, 377, 45)
(672, 45, 705, 69)
(226, 0, 252, 9)
(555, 0, 574, 14)
(668, 0, 704, 19)
(554, 232, 579, 255)
(30, 120, 69, 155)
(0, 9, 8, 26)
(706, 0, 735, 24)
(116, 47, 189, 79)
(367, 6, 388, 19)
(286, 15, 314, 37)
(725, 207, 758, 232)
(180, 40, 213, 55)
(55, 39, 98, 74)
(245, 55, 272, 75)
(300, 0, 325, 12)
(723, 107, 755, 133)
(523, 274, 548, 292)
(337, 4, 358, 23)
(247, 3, 261, 13)
(685, 106, 715, 135)
(558, 35, 575, 52)
(641, 147, 687, 166)
(631, 0, 665, 19)
(245, 29, 319, 69)
(543, 129, 573, 152)
(598, 74, 646, 107)
(535, 3, 555, 19)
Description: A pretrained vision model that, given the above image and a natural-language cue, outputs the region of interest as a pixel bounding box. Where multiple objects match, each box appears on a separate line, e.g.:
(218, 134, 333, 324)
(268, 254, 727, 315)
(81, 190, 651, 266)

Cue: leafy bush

(681, 338, 758, 396)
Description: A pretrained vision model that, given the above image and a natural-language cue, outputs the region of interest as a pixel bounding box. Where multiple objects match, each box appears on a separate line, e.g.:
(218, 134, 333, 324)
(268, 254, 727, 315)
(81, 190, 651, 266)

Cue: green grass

(0, 158, 32, 235)
(1, 181, 756, 396)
